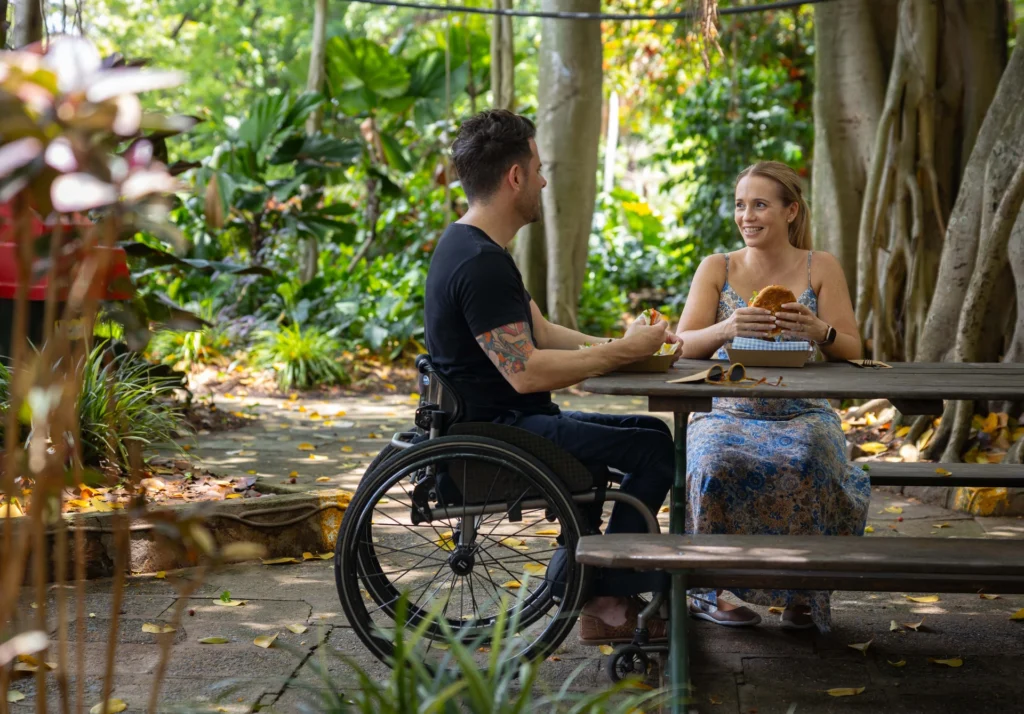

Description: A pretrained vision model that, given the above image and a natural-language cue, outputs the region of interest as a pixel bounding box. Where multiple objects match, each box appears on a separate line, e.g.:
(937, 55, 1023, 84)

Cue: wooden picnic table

(580, 358, 1024, 714)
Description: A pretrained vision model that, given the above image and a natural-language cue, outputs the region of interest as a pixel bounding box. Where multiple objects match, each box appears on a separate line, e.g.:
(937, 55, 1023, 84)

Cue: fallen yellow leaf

(864, 526, 875, 533)
(929, 657, 962, 667)
(298, 443, 315, 451)
(297, 406, 307, 413)
(254, 633, 278, 649)
(262, 557, 300, 565)
(890, 620, 901, 631)
(895, 426, 911, 438)
(981, 413, 998, 433)
(599, 644, 614, 655)
(659, 505, 670, 513)
(917, 427, 934, 451)
(286, 624, 308, 634)
(933, 523, 951, 528)
(90, 700, 127, 714)
(315, 476, 331, 483)
(859, 442, 888, 454)
(848, 638, 873, 655)
(433, 643, 449, 651)
(8, 691, 26, 703)
(435, 537, 455, 551)
(709, 694, 724, 705)
(902, 619, 925, 631)
(342, 446, 353, 453)
(500, 537, 526, 547)
(935, 467, 952, 476)
(199, 637, 229, 644)
(155, 571, 166, 579)
(142, 623, 175, 634)
(535, 528, 560, 536)
(288, 471, 298, 478)
(224, 393, 235, 399)
(213, 599, 246, 607)
(979, 593, 1001, 600)
(225, 494, 242, 499)
(317, 553, 333, 560)
(289, 394, 298, 401)
(826, 687, 865, 697)
(905, 595, 939, 603)
(523, 563, 547, 575)
(501, 580, 522, 589)
(883, 506, 903, 514)
(887, 659, 907, 668)
(768, 606, 785, 614)
(246, 469, 257, 475)
(840, 421, 851, 433)
(1009, 608, 1024, 621)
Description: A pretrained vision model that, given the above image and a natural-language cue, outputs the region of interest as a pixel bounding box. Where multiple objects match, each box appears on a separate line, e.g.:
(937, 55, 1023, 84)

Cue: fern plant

(252, 323, 348, 391)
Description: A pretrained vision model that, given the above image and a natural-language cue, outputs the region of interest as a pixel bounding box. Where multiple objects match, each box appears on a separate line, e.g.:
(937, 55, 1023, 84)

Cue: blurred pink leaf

(86, 69, 185, 103)
(112, 94, 142, 136)
(51, 172, 117, 212)
(124, 140, 154, 169)
(140, 114, 200, 136)
(0, 137, 43, 179)
(44, 37, 102, 93)
(44, 137, 78, 173)
(121, 169, 181, 201)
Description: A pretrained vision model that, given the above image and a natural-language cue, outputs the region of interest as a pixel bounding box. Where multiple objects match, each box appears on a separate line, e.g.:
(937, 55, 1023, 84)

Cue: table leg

(670, 412, 690, 713)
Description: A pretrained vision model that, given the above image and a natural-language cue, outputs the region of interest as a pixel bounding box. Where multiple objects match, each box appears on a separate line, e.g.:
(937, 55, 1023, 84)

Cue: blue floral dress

(686, 252, 870, 631)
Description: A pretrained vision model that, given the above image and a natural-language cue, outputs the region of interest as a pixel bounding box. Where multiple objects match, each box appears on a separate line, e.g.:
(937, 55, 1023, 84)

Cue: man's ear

(507, 162, 523, 192)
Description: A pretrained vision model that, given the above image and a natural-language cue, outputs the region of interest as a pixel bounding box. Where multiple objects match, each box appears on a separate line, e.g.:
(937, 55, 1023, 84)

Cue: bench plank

(864, 461, 1024, 487)
(576, 534, 1024, 580)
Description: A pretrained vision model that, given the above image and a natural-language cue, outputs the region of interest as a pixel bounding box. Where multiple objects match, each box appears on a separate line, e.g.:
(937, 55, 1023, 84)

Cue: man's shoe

(578, 597, 668, 645)
(688, 598, 761, 627)
(779, 607, 815, 630)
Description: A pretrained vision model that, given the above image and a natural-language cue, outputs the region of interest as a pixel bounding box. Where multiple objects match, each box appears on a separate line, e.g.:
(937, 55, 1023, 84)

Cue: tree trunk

(536, 0, 602, 329)
(1, 0, 10, 48)
(512, 214, 548, 314)
(299, 0, 328, 283)
(810, 0, 893, 295)
(13, 0, 42, 47)
(305, 0, 329, 134)
(490, 0, 515, 111)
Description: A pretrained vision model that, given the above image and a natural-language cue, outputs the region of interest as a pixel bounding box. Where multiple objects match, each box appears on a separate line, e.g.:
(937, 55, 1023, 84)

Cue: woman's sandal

(688, 598, 762, 627)
(779, 607, 815, 630)
(579, 597, 669, 644)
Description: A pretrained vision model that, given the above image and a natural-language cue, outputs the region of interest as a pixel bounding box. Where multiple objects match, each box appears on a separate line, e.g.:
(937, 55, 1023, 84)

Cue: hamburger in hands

(749, 285, 796, 338)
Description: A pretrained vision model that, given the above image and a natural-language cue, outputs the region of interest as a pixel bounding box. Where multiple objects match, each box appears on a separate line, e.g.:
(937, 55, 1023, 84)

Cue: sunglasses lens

(706, 365, 724, 382)
(728, 364, 746, 382)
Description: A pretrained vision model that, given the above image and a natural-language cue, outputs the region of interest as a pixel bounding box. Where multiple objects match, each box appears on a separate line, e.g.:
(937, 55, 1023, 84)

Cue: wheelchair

(334, 355, 664, 680)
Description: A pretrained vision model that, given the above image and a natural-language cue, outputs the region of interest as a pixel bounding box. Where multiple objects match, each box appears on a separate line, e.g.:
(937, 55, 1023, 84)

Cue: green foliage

(273, 591, 666, 714)
(252, 323, 348, 391)
(74, 343, 191, 470)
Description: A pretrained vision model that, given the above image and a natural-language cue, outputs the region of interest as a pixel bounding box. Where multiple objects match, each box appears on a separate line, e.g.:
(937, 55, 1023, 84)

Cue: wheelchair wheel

(334, 435, 591, 668)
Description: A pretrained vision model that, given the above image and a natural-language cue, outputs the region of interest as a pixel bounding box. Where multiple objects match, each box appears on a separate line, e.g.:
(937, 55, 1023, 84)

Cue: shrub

(75, 343, 192, 470)
(252, 323, 348, 391)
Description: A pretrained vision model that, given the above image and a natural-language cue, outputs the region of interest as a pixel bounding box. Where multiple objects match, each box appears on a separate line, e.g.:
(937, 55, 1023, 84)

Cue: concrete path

(11, 390, 1024, 712)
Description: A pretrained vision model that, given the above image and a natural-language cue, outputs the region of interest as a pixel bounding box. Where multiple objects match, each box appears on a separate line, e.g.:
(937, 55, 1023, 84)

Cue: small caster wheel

(605, 643, 650, 683)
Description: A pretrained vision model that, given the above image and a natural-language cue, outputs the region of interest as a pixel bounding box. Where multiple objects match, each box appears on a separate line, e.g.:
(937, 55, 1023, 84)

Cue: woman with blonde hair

(674, 160, 869, 631)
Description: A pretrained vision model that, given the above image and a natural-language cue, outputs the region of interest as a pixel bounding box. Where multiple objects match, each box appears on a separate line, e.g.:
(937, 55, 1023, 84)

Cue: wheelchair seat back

(415, 354, 464, 427)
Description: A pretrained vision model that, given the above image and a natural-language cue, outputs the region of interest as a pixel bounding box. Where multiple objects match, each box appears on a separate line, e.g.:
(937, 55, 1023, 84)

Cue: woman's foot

(779, 605, 815, 630)
(578, 596, 668, 644)
(689, 596, 761, 627)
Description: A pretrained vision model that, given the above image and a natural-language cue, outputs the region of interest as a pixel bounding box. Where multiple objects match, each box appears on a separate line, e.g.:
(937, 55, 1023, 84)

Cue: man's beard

(517, 193, 542, 224)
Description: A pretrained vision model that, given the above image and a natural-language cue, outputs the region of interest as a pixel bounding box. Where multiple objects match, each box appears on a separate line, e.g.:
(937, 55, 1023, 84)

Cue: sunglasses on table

(669, 363, 785, 387)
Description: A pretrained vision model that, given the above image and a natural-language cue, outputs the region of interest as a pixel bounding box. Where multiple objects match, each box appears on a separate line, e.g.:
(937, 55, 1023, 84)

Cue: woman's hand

(776, 302, 828, 342)
(723, 307, 777, 339)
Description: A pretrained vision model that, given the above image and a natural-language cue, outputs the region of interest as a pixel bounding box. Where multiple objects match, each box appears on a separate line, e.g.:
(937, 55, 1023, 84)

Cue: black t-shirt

(424, 223, 556, 422)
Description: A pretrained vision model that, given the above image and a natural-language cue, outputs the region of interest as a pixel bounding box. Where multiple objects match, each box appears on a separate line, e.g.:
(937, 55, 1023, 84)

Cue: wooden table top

(581, 359, 1024, 402)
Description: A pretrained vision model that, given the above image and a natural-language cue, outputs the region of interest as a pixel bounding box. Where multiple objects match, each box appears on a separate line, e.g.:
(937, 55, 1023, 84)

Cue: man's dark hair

(451, 110, 536, 202)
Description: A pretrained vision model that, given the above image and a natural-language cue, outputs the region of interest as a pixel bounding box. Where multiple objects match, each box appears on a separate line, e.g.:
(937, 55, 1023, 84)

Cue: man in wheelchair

(422, 109, 679, 644)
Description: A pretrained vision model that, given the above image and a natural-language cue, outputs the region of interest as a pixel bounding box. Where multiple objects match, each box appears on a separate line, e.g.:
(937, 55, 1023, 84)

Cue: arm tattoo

(476, 321, 536, 377)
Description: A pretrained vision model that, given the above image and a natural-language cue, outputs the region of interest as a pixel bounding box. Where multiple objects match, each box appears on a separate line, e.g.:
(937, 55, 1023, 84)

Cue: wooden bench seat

(864, 461, 1024, 487)
(576, 534, 1024, 593)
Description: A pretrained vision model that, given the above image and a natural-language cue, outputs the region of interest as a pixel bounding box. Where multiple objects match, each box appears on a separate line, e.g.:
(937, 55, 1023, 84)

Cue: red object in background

(0, 202, 132, 301)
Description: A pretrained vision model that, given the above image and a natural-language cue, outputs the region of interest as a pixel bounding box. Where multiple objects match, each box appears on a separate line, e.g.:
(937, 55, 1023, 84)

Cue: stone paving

(9, 390, 1024, 713)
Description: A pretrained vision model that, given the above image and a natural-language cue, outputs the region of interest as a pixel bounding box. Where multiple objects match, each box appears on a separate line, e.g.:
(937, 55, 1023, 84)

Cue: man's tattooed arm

(475, 321, 536, 378)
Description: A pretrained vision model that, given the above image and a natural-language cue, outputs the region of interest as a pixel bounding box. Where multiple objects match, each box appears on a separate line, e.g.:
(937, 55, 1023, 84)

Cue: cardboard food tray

(724, 346, 814, 368)
(617, 352, 678, 373)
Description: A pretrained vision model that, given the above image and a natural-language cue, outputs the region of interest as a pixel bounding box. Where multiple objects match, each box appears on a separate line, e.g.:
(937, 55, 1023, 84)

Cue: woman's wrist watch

(816, 323, 837, 346)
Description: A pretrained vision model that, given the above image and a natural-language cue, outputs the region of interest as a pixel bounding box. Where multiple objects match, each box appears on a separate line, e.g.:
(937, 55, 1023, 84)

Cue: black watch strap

(819, 325, 837, 346)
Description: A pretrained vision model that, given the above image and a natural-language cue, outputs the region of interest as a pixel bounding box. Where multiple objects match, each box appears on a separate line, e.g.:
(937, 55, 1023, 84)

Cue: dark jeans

(494, 409, 673, 597)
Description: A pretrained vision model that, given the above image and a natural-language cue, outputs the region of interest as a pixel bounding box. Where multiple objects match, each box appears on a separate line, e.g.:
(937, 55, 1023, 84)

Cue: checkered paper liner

(731, 336, 813, 352)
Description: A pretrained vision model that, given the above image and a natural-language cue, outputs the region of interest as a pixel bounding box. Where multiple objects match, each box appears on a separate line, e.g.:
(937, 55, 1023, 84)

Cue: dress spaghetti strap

(806, 251, 813, 291)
